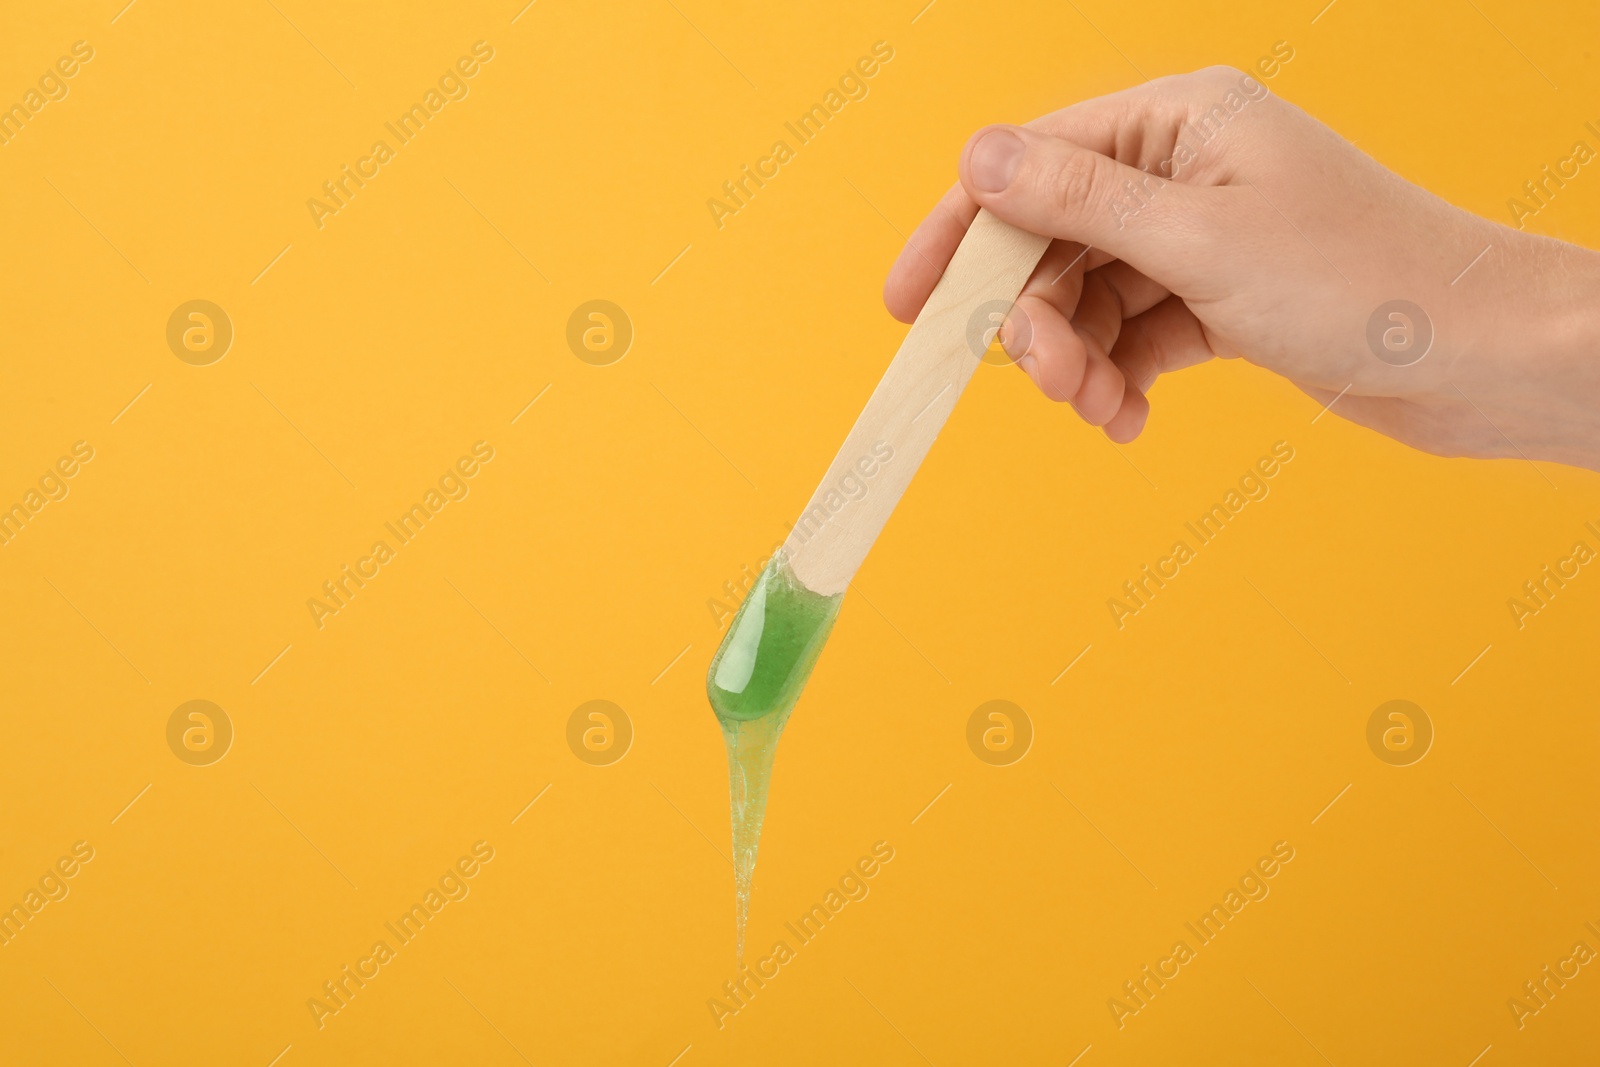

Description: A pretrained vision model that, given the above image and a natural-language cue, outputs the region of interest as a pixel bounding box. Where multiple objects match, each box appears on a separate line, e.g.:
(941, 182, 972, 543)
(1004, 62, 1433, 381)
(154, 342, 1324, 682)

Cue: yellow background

(2, 0, 1598, 1063)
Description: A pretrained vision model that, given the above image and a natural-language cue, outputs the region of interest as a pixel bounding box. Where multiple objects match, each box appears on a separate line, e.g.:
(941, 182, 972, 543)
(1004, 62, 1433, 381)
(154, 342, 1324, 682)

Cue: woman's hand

(884, 66, 1600, 470)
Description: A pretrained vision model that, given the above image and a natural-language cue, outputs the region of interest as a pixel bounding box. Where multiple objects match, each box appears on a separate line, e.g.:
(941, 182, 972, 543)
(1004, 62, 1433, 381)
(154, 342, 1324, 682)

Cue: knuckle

(1200, 63, 1246, 86)
(1160, 65, 1239, 100)
(1044, 149, 1104, 216)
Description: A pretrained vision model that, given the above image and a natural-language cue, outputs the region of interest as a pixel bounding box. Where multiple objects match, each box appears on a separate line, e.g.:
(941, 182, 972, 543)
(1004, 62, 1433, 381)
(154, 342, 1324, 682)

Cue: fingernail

(1000, 309, 1032, 358)
(1017, 353, 1039, 379)
(970, 129, 1024, 192)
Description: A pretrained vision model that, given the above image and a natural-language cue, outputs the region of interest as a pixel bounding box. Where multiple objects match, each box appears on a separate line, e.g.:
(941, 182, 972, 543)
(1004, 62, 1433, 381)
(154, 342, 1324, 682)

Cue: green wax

(708, 553, 843, 724)
(706, 552, 843, 960)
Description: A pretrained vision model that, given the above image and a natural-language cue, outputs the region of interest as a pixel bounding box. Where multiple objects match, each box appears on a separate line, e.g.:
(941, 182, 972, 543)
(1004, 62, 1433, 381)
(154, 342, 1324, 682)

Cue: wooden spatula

(784, 208, 1051, 595)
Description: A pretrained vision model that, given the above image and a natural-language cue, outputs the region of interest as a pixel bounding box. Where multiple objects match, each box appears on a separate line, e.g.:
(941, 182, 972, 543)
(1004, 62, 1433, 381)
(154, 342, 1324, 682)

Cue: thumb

(959, 124, 1228, 292)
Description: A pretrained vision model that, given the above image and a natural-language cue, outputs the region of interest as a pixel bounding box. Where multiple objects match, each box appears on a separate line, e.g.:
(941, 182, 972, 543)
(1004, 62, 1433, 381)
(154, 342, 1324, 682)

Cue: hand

(884, 66, 1600, 470)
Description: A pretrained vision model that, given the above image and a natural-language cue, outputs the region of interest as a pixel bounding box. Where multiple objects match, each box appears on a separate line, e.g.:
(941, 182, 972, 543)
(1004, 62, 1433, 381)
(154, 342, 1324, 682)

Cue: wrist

(1461, 233, 1600, 470)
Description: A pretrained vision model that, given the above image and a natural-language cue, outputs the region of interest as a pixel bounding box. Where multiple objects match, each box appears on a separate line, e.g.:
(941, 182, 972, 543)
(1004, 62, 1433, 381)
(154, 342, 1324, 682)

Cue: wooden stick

(784, 209, 1051, 595)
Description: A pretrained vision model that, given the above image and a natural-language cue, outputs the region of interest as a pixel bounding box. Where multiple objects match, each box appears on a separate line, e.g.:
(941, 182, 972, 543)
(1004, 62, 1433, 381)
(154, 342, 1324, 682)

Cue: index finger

(882, 183, 978, 323)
